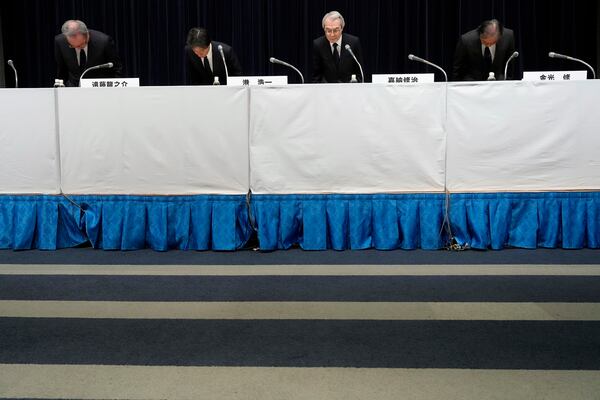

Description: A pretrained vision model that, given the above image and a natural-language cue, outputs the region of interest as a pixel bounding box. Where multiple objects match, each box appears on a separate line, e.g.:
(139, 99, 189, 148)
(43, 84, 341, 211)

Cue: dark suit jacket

(54, 29, 123, 87)
(185, 42, 242, 85)
(312, 33, 364, 83)
(452, 28, 515, 81)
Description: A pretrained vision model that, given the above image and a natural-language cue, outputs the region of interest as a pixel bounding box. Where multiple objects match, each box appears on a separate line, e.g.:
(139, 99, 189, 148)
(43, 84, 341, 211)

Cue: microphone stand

(79, 63, 114, 87)
(549, 52, 596, 79)
(504, 52, 519, 80)
(407, 54, 448, 82)
(269, 57, 304, 84)
(406, 53, 460, 249)
(7, 60, 18, 88)
(344, 45, 364, 83)
(218, 45, 229, 84)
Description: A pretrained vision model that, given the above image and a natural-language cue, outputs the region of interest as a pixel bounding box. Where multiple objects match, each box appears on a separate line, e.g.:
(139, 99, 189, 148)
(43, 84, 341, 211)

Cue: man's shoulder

(313, 35, 328, 46)
(502, 27, 514, 38)
(342, 33, 360, 42)
(89, 29, 112, 44)
(54, 33, 65, 44)
(460, 29, 479, 42)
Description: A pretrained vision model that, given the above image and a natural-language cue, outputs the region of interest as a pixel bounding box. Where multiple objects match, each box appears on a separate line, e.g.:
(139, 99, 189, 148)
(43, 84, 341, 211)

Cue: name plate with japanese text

(80, 78, 140, 88)
(522, 71, 587, 81)
(227, 76, 288, 86)
(372, 73, 435, 84)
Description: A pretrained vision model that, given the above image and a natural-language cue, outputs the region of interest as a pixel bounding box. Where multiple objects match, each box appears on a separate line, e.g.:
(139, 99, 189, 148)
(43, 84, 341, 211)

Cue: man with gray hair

(312, 10, 364, 83)
(54, 20, 122, 86)
(452, 19, 516, 81)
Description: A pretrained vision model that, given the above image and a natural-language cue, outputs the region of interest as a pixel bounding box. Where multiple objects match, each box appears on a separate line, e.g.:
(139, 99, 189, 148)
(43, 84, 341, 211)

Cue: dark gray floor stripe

(1, 318, 599, 369)
(2, 275, 600, 302)
(2, 248, 600, 265)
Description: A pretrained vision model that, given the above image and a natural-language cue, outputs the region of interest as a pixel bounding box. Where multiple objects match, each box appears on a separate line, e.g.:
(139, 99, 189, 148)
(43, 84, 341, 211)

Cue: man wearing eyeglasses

(54, 20, 122, 86)
(312, 11, 364, 83)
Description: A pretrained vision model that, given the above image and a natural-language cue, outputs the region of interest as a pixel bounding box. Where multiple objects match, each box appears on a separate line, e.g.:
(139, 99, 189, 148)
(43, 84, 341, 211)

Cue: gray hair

(322, 11, 345, 29)
(477, 19, 503, 37)
(61, 20, 89, 36)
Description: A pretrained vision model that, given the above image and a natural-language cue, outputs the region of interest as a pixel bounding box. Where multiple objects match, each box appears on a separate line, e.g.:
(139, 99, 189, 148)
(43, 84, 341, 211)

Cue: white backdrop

(446, 80, 600, 192)
(0, 89, 59, 194)
(57, 86, 249, 194)
(250, 84, 447, 194)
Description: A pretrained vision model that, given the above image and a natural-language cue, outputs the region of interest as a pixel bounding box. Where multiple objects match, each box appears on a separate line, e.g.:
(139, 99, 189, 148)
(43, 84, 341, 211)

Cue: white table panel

(57, 86, 249, 194)
(0, 89, 59, 194)
(250, 83, 447, 194)
(447, 80, 600, 192)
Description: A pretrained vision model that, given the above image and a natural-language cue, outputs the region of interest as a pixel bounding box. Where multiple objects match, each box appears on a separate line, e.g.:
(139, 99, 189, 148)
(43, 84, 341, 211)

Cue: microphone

(7, 59, 18, 88)
(344, 44, 364, 83)
(549, 52, 596, 79)
(217, 44, 229, 84)
(269, 57, 304, 84)
(79, 62, 115, 86)
(408, 54, 447, 82)
(504, 51, 519, 80)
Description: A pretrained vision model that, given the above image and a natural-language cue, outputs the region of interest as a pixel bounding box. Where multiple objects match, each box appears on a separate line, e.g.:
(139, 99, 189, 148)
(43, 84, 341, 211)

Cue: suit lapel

(470, 43, 484, 77)
(321, 38, 336, 71)
(212, 44, 222, 76)
(339, 35, 350, 69)
(492, 39, 505, 70)
(66, 46, 78, 70)
(86, 35, 97, 67)
(471, 43, 483, 63)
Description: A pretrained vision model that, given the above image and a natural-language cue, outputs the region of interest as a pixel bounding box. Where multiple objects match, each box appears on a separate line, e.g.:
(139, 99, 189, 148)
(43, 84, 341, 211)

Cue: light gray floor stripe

(1, 264, 600, 276)
(2, 301, 600, 320)
(1, 364, 599, 400)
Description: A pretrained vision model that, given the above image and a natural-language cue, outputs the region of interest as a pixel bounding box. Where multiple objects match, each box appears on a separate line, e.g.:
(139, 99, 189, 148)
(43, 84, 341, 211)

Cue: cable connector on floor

(446, 238, 470, 251)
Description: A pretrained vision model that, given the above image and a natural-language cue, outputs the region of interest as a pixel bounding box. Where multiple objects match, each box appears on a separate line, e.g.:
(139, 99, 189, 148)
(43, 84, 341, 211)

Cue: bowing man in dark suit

(54, 20, 122, 87)
(185, 27, 242, 85)
(312, 11, 364, 83)
(452, 19, 516, 81)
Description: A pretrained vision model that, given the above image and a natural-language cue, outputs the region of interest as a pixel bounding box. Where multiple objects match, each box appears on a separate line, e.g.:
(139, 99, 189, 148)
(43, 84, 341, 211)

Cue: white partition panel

(58, 86, 249, 194)
(447, 80, 600, 192)
(6, 82, 600, 197)
(250, 83, 447, 194)
(0, 89, 59, 194)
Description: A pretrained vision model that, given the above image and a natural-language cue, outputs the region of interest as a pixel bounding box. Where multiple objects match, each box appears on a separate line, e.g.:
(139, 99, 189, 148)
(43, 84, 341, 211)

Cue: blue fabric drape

(76, 195, 252, 251)
(251, 194, 447, 250)
(0, 194, 251, 251)
(450, 192, 600, 249)
(2, 192, 600, 250)
(0, 195, 86, 250)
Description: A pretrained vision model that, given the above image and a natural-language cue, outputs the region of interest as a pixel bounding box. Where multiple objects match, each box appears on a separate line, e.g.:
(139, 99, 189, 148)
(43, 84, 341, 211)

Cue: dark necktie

(332, 43, 340, 67)
(203, 57, 212, 75)
(483, 46, 492, 79)
(79, 49, 87, 71)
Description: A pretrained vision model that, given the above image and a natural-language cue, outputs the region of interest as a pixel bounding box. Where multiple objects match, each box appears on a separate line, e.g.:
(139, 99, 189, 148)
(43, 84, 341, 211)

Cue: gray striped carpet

(1, 248, 599, 399)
